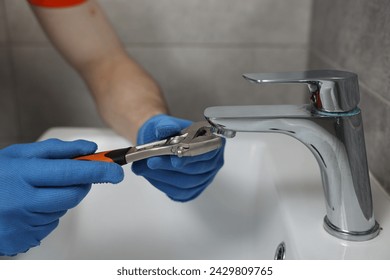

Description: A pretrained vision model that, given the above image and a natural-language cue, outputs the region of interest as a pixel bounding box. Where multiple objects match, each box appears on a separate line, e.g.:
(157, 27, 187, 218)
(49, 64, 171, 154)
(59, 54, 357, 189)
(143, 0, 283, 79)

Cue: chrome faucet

(204, 70, 380, 241)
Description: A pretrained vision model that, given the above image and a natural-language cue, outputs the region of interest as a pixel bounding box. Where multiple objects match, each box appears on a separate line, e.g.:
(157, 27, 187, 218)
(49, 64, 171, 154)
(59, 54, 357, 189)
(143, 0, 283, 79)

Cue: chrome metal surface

(204, 70, 379, 241)
(274, 242, 286, 260)
(243, 70, 359, 113)
(125, 122, 222, 162)
(323, 216, 380, 242)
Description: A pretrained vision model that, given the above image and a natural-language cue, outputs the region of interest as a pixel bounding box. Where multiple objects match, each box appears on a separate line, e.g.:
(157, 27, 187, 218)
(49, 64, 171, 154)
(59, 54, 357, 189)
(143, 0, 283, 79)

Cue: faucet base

(323, 216, 380, 242)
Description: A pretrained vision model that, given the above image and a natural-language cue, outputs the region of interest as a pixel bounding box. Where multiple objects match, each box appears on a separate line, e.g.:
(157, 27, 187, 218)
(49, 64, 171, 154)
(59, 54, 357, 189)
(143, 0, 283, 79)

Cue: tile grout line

(10, 41, 309, 49)
(125, 42, 310, 49)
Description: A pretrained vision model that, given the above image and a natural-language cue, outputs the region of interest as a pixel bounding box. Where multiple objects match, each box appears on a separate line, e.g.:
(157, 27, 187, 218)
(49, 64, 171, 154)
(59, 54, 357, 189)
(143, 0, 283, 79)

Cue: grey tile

(11, 44, 307, 141)
(5, 0, 312, 46)
(0, 47, 19, 143)
(12, 47, 104, 141)
(360, 89, 390, 193)
(0, 0, 7, 43)
(4, 0, 49, 44)
(251, 47, 309, 105)
(310, 0, 390, 103)
(0, 142, 14, 149)
(308, 50, 331, 69)
(100, 0, 311, 45)
(129, 46, 254, 120)
(127, 46, 308, 121)
(309, 51, 390, 193)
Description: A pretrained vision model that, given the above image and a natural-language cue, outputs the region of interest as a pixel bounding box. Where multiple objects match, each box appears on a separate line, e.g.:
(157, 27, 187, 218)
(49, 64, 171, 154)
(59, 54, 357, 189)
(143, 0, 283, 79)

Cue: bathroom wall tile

(0, 0, 7, 43)
(4, 0, 49, 44)
(309, 49, 390, 194)
(0, 141, 14, 149)
(127, 46, 308, 121)
(12, 46, 104, 142)
(0, 47, 19, 143)
(310, 0, 390, 103)
(99, 0, 311, 45)
(5, 0, 312, 141)
(5, 0, 312, 45)
(360, 89, 390, 193)
(251, 47, 308, 105)
(128, 46, 254, 121)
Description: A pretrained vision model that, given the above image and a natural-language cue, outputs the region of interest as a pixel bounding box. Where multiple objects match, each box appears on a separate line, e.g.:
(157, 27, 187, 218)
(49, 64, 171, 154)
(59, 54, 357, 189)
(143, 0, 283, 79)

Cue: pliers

(74, 121, 222, 166)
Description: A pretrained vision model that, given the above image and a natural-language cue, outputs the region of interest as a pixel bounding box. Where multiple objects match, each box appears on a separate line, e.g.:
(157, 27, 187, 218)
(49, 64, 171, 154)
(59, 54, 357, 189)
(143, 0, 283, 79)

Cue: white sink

(4, 127, 390, 259)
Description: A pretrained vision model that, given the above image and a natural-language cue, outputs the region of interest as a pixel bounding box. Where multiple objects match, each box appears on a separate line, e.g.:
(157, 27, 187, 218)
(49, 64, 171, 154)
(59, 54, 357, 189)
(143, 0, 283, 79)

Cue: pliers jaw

(173, 121, 223, 157)
(133, 121, 223, 159)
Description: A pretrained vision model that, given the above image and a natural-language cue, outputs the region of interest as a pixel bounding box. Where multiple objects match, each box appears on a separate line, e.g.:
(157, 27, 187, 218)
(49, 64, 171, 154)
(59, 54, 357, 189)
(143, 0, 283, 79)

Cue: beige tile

(0, 47, 19, 142)
(99, 0, 311, 45)
(12, 46, 104, 141)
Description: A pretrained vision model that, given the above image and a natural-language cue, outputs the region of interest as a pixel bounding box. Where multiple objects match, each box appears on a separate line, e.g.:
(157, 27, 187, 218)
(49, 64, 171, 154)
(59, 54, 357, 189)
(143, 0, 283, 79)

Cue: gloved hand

(0, 139, 124, 256)
(132, 114, 225, 202)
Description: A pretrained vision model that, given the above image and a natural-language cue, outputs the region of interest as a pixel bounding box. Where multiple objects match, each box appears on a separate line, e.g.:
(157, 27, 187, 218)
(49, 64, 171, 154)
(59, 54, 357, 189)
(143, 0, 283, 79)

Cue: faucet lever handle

(243, 70, 359, 113)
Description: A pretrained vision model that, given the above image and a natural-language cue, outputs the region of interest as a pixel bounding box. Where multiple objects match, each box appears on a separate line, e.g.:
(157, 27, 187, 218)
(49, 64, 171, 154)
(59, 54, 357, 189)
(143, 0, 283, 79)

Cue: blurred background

(0, 0, 389, 192)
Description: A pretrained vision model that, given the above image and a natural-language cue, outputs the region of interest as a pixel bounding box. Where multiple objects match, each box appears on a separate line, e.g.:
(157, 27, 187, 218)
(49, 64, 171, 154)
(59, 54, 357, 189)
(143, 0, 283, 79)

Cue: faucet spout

(205, 104, 380, 241)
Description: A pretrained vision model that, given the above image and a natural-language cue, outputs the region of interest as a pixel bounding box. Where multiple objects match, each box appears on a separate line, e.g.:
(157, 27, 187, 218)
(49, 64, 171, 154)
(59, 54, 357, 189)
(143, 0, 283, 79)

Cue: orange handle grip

(74, 147, 131, 166)
(74, 151, 115, 163)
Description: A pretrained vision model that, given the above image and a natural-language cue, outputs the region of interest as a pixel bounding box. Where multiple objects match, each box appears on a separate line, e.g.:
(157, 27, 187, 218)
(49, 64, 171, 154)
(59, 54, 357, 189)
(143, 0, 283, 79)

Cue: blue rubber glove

(132, 114, 225, 202)
(0, 139, 124, 256)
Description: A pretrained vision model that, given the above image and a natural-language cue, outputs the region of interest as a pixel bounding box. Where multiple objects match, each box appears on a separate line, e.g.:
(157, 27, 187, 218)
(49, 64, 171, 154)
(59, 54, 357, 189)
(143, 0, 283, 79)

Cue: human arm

(29, 0, 225, 202)
(30, 0, 168, 143)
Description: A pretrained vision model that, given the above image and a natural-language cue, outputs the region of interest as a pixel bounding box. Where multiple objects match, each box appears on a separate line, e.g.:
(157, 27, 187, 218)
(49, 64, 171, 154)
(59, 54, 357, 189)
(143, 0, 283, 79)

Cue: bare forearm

(81, 52, 168, 142)
(31, 0, 168, 142)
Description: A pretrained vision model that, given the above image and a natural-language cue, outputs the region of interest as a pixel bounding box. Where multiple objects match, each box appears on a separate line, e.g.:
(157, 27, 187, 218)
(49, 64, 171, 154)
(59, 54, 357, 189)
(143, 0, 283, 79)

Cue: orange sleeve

(28, 0, 87, 8)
